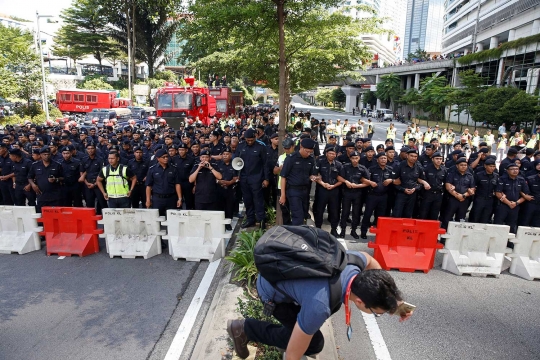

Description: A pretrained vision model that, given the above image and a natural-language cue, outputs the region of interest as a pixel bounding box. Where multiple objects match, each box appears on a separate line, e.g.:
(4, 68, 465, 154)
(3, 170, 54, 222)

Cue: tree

(363, 90, 377, 108)
(15, 50, 43, 103)
(315, 88, 333, 106)
(77, 76, 114, 90)
(375, 73, 403, 111)
(469, 87, 521, 126)
(418, 75, 452, 122)
(448, 70, 488, 130)
(331, 88, 346, 108)
(406, 49, 430, 62)
(53, 0, 113, 75)
(399, 88, 421, 118)
(496, 91, 539, 127)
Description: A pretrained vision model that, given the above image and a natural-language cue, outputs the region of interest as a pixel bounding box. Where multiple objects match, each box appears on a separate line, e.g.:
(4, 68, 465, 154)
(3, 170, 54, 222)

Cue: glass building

(403, 0, 445, 57)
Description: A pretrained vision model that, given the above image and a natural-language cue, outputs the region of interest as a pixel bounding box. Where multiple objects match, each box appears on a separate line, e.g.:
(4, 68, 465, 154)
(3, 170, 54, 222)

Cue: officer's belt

(287, 185, 309, 190)
(153, 193, 175, 198)
(427, 189, 443, 194)
(369, 191, 387, 196)
(476, 194, 494, 199)
(15, 181, 28, 185)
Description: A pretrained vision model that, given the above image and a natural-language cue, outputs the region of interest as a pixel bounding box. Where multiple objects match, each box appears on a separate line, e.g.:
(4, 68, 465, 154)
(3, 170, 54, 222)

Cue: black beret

(211, 130, 220, 137)
(269, 133, 279, 139)
(40, 146, 51, 154)
(507, 148, 518, 155)
(424, 144, 434, 150)
(86, 142, 96, 148)
(478, 148, 489, 154)
(484, 158, 496, 165)
(525, 148, 535, 156)
(300, 138, 316, 149)
(479, 141, 488, 147)
(0, 143, 8, 149)
(364, 146, 375, 152)
(178, 143, 189, 149)
(244, 129, 256, 138)
(324, 145, 337, 153)
(133, 146, 142, 152)
(456, 157, 467, 164)
(9, 148, 22, 156)
(155, 149, 168, 158)
(400, 146, 410, 152)
(375, 152, 387, 158)
(432, 152, 443, 158)
(349, 151, 360, 157)
(385, 146, 395, 151)
(407, 149, 418, 154)
(282, 138, 295, 149)
(328, 135, 336, 139)
(345, 142, 356, 148)
(506, 162, 519, 169)
(451, 150, 462, 156)
(222, 146, 232, 153)
(200, 149, 211, 156)
(376, 144, 385, 150)
(62, 145, 74, 152)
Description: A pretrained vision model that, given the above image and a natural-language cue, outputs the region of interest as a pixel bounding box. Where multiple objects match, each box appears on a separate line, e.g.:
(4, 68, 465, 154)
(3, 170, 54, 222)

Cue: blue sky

(0, 0, 73, 21)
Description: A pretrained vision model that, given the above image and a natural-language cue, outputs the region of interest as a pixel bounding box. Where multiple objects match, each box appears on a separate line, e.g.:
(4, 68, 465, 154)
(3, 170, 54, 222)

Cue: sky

(0, 0, 73, 21)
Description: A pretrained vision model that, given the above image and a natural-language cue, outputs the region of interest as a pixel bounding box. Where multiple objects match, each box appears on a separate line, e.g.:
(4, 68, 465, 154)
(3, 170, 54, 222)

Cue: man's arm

(285, 323, 313, 360)
(360, 251, 382, 270)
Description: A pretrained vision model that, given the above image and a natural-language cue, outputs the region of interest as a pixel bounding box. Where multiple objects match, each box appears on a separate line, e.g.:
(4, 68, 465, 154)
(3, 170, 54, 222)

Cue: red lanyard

(344, 275, 357, 326)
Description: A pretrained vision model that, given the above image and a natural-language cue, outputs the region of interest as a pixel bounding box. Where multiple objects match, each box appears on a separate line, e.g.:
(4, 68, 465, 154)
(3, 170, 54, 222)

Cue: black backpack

(254, 225, 365, 314)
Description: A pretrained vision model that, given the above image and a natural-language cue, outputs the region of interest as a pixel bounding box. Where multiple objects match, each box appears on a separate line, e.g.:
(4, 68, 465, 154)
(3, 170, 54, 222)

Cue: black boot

(360, 233, 367, 240)
(330, 228, 339, 237)
(338, 229, 346, 238)
(225, 224, 233, 231)
(260, 220, 267, 230)
(350, 229, 359, 240)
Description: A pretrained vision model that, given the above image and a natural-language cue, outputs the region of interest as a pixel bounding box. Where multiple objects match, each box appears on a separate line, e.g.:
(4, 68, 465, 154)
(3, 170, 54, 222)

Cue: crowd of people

(0, 107, 539, 240)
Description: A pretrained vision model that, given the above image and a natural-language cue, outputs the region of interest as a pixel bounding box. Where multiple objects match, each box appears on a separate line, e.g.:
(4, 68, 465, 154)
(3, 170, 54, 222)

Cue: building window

(74, 94, 84, 102)
(86, 95, 97, 103)
(61, 94, 72, 102)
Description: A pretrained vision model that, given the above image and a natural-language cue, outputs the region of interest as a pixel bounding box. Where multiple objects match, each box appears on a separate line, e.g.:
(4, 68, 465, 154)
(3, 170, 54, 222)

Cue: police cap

(40, 146, 51, 154)
(456, 157, 467, 164)
(9, 148, 22, 156)
(375, 152, 387, 159)
(432, 152, 443, 158)
(282, 138, 295, 149)
(364, 146, 375, 152)
(484, 158, 496, 165)
(155, 149, 168, 158)
(244, 129, 256, 138)
(300, 138, 316, 149)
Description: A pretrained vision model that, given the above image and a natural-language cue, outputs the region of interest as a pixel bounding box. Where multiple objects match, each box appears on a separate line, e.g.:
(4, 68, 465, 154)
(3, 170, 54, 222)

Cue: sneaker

(227, 319, 249, 359)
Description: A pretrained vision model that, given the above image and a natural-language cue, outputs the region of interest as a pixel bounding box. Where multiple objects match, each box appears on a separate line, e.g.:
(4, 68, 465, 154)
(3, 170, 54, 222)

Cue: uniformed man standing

(97, 152, 137, 208)
(235, 129, 269, 229)
(217, 147, 239, 230)
(441, 158, 476, 229)
(313, 146, 342, 236)
(127, 146, 149, 208)
(469, 158, 498, 223)
(189, 148, 223, 210)
(418, 152, 447, 220)
(173, 143, 195, 209)
(392, 149, 425, 218)
(279, 138, 317, 226)
(274, 138, 296, 225)
(361, 152, 395, 239)
(9, 148, 36, 207)
(60, 145, 83, 207)
(81, 143, 107, 214)
(27, 146, 63, 213)
(0, 143, 14, 205)
(337, 151, 370, 239)
(521, 160, 540, 227)
(145, 149, 182, 216)
(494, 163, 530, 234)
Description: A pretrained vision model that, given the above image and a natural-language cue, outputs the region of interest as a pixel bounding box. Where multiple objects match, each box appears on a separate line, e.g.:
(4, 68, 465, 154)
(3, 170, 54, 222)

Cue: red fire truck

(56, 89, 132, 114)
(155, 78, 218, 127)
(207, 87, 244, 118)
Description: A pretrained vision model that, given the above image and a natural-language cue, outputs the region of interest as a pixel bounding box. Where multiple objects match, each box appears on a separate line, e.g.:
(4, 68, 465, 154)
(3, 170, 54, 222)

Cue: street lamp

(36, 11, 53, 121)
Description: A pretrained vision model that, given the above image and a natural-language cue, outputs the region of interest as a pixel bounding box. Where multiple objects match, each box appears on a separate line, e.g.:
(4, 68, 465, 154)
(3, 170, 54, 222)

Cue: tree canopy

(375, 73, 403, 111)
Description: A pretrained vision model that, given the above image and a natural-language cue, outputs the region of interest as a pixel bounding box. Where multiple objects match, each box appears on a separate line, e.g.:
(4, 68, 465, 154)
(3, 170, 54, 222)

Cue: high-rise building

(403, 0, 445, 57)
(441, 0, 540, 55)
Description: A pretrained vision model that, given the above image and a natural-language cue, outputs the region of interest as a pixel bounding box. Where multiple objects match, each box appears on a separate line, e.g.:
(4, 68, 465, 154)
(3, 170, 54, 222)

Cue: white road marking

(58, 256, 66, 260)
(340, 239, 392, 360)
(164, 258, 222, 360)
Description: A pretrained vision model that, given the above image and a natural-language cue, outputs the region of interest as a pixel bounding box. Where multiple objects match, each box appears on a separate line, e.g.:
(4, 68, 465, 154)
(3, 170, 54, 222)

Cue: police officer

(97, 152, 137, 208)
(418, 144, 434, 168)
(265, 133, 279, 208)
(469, 158, 498, 223)
(521, 159, 540, 227)
(494, 163, 530, 235)
(418, 152, 447, 220)
(313, 146, 342, 236)
(9, 148, 36, 207)
(189, 148, 223, 210)
(235, 129, 269, 229)
(441, 158, 476, 229)
(81, 143, 107, 214)
(0, 143, 14, 205)
(217, 147, 239, 230)
(145, 149, 182, 216)
(337, 151, 370, 238)
(361, 152, 395, 239)
(392, 149, 425, 218)
(274, 138, 296, 225)
(128, 146, 149, 208)
(279, 138, 317, 226)
(60, 145, 83, 207)
(173, 143, 195, 209)
(28, 146, 64, 212)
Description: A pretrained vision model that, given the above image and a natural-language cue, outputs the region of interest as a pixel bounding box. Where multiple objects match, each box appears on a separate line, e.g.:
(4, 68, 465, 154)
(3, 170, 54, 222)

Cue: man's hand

(423, 182, 431, 190)
(383, 179, 393, 186)
(48, 177, 56, 183)
(31, 184, 41, 195)
(285, 323, 313, 360)
(279, 195, 286, 205)
(177, 199, 182, 208)
(127, 191, 132, 198)
(523, 194, 534, 201)
(370, 181, 378, 188)
(87, 183, 95, 189)
(103, 193, 109, 201)
(145, 199, 151, 209)
(262, 180, 269, 188)
(508, 201, 517, 209)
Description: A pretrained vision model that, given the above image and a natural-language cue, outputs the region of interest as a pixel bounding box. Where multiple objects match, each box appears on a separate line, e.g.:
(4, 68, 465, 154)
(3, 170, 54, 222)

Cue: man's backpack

(254, 225, 365, 315)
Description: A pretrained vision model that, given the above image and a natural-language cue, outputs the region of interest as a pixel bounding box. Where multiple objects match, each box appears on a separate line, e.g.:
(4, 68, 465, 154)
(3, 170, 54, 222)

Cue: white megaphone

(232, 157, 244, 170)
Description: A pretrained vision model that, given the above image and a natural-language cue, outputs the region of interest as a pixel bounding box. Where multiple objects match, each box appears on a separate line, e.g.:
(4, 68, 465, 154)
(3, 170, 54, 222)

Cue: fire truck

(56, 89, 132, 114)
(207, 87, 244, 118)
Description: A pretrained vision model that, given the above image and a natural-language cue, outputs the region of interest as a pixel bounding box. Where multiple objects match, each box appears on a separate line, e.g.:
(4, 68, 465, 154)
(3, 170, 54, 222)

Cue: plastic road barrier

(0, 206, 43, 255)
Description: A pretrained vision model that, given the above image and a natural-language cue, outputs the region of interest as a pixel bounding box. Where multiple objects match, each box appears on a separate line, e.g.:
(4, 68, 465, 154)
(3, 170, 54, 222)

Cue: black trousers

(13, 186, 36, 207)
(83, 185, 107, 215)
(131, 183, 146, 209)
(63, 183, 83, 207)
(286, 188, 310, 226)
(341, 191, 362, 230)
(36, 198, 62, 213)
(469, 196, 495, 223)
(519, 202, 540, 227)
(493, 203, 520, 234)
(361, 193, 387, 235)
(152, 195, 177, 217)
(278, 194, 291, 225)
(0, 180, 14, 205)
(313, 186, 340, 229)
(180, 181, 195, 210)
(419, 191, 443, 220)
(241, 180, 265, 223)
(195, 201, 216, 210)
(263, 179, 278, 209)
(441, 197, 469, 229)
(244, 301, 325, 356)
(393, 192, 417, 218)
(219, 186, 236, 219)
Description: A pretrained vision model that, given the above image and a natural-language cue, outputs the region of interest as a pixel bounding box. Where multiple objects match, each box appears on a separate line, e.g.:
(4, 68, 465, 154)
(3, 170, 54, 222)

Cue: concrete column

(508, 29, 516, 42)
(490, 36, 499, 49)
(375, 75, 381, 109)
(341, 85, 362, 113)
(496, 58, 505, 86)
(464, 48, 470, 55)
(532, 19, 540, 35)
(406, 75, 412, 90)
(476, 43, 484, 52)
(414, 73, 420, 89)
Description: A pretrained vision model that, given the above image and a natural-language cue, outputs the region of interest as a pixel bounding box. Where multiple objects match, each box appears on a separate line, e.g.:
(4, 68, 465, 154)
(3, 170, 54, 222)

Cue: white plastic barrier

(508, 227, 540, 280)
(0, 206, 43, 255)
(162, 210, 232, 262)
(439, 222, 513, 277)
(98, 208, 165, 259)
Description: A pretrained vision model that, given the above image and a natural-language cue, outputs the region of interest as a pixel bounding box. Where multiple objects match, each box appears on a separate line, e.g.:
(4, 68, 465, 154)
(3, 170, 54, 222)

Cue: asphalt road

(297, 103, 540, 360)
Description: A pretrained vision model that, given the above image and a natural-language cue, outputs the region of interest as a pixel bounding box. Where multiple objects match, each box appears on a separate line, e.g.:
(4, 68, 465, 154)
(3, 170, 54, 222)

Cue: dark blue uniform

(145, 163, 180, 216)
(441, 170, 475, 229)
(419, 163, 447, 220)
(521, 174, 540, 227)
(361, 164, 395, 236)
(265, 145, 279, 208)
(60, 158, 83, 206)
(280, 151, 316, 226)
(28, 160, 63, 212)
(235, 141, 269, 224)
(0, 153, 14, 205)
(173, 155, 195, 209)
(393, 161, 424, 218)
(81, 155, 107, 214)
(469, 170, 498, 223)
(313, 158, 342, 231)
(217, 160, 239, 220)
(339, 163, 370, 233)
(12, 157, 36, 207)
(494, 174, 529, 233)
(128, 157, 149, 208)
(190, 161, 220, 210)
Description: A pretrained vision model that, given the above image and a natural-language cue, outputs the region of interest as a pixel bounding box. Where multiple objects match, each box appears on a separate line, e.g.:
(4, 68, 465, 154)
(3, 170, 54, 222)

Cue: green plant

(226, 229, 264, 289)
(265, 206, 276, 226)
(457, 33, 540, 65)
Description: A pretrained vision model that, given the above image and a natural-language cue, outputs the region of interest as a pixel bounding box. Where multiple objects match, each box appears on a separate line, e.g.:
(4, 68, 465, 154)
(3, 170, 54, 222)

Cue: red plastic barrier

(38, 207, 103, 257)
(368, 217, 445, 273)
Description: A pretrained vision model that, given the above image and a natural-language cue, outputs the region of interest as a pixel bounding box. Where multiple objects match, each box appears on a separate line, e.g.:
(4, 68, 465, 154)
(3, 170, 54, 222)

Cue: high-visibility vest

(103, 165, 129, 198)
(386, 128, 396, 140)
(527, 138, 538, 149)
(423, 132, 433, 143)
(277, 153, 291, 190)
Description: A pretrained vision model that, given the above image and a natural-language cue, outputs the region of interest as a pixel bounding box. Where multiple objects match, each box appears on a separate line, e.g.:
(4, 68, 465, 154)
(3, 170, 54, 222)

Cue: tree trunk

(275, 0, 286, 225)
(131, 3, 137, 90)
